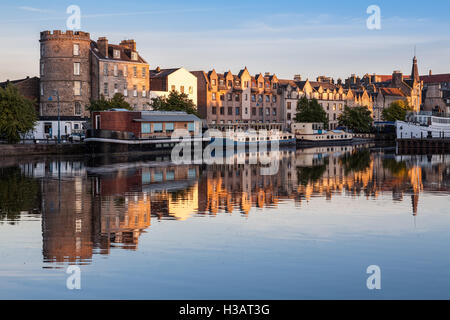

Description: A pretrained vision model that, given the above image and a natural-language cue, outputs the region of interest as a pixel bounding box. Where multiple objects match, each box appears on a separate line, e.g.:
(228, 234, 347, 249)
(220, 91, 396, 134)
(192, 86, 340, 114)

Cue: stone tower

(39, 30, 91, 118)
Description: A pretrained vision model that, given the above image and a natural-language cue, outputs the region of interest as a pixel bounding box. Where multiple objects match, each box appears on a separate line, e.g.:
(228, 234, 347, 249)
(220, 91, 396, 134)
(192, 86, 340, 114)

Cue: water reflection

(1, 145, 449, 266)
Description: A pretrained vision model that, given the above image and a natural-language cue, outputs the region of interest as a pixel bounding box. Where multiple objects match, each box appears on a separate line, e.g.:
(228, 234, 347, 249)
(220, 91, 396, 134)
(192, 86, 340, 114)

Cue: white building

(30, 117, 86, 140)
(149, 67, 197, 106)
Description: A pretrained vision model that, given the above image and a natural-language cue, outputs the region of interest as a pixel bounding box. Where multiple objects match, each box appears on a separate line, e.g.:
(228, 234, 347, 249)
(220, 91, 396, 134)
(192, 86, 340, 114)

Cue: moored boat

(292, 122, 353, 146)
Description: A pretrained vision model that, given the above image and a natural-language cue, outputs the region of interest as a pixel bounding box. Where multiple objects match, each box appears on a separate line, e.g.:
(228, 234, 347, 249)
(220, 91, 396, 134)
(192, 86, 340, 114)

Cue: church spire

(411, 55, 420, 83)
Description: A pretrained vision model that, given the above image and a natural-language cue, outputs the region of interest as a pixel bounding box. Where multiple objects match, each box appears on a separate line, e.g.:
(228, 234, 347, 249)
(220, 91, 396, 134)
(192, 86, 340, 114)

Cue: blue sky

(1, 0, 450, 82)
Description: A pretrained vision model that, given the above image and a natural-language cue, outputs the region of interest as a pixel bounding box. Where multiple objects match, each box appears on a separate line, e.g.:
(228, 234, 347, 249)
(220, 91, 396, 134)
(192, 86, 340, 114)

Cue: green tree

(295, 97, 328, 128)
(87, 93, 132, 112)
(150, 91, 199, 116)
(0, 84, 37, 143)
(337, 105, 373, 133)
(382, 100, 413, 122)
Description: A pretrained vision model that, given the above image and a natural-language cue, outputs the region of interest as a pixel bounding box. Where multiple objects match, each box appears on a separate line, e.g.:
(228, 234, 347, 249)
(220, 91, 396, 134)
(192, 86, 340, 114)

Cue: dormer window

(113, 49, 120, 59)
(131, 52, 138, 61)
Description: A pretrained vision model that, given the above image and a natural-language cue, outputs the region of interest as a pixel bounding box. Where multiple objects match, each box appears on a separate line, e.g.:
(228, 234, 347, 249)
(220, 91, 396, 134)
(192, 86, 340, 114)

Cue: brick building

(0, 76, 40, 113)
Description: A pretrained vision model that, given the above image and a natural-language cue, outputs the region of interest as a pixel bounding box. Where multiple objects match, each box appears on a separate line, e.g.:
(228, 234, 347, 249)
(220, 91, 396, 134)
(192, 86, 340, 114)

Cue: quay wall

(0, 143, 86, 158)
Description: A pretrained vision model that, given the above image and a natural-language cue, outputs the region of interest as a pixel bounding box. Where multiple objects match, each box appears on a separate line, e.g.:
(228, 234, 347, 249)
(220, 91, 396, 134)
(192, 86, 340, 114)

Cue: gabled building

(150, 67, 197, 106)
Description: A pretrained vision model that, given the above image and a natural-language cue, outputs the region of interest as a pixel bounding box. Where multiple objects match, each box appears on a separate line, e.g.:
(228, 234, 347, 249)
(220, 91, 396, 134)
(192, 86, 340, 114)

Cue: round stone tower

(39, 30, 91, 118)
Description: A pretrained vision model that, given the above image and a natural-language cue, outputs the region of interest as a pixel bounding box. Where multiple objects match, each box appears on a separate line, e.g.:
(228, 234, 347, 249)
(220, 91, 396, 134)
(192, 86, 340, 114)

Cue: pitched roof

(0, 76, 39, 88)
(150, 68, 180, 79)
(90, 41, 147, 64)
(379, 87, 405, 97)
(420, 73, 450, 84)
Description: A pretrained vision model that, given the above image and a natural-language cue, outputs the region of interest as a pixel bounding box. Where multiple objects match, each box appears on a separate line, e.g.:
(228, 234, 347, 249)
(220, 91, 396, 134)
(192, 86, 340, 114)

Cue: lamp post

(48, 90, 61, 144)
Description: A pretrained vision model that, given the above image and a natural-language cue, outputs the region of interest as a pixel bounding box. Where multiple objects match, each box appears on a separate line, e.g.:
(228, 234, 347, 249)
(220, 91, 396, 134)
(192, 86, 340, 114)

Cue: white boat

(207, 123, 295, 146)
(292, 122, 353, 145)
(396, 112, 450, 139)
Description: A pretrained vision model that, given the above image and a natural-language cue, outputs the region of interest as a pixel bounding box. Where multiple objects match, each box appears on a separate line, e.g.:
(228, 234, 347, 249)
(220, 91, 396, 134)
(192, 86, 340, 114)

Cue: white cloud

(18, 6, 53, 13)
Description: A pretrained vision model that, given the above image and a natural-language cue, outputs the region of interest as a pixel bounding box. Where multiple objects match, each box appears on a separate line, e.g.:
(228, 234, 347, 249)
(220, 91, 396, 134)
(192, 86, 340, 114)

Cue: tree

(150, 91, 199, 116)
(295, 97, 328, 128)
(382, 100, 412, 122)
(0, 84, 37, 143)
(87, 93, 132, 112)
(337, 105, 373, 133)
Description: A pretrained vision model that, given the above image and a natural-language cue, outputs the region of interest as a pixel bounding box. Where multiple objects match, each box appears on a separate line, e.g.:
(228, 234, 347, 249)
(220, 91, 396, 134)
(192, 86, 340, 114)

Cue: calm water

(0, 145, 449, 299)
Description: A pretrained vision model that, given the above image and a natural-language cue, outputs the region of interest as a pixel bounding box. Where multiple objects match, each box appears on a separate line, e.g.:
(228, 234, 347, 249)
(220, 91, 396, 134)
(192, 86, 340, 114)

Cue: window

(171, 85, 176, 92)
(74, 81, 81, 96)
(273, 83, 277, 89)
(287, 113, 291, 120)
(142, 68, 146, 78)
(212, 107, 217, 115)
(235, 94, 240, 102)
(259, 82, 263, 88)
(228, 80, 232, 87)
(266, 108, 270, 116)
(113, 65, 118, 77)
(133, 85, 137, 97)
(103, 64, 108, 76)
(44, 123, 52, 134)
(220, 94, 224, 101)
(153, 123, 163, 133)
(73, 44, 80, 56)
(244, 81, 249, 88)
(114, 83, 118, 94)
(41, 44, 45, 57)
(236, 107, 240, 115)
(113, 49, 120, 59)
(211, 79, 216, 86)
(272, 96, 277, 103)
(188, 123, 195, 132)
(165, 123, 174, 133)
(142, 86, 146, 97)
(40, 83, 44, 96)
(212, 93, 216, 100)
(142, 123, 151, 134)
(228, 107, 232, 115)
(251, 95, 256, 102)
(103, 82, 108, 95)
(258, 95, 263, 102)
(124, 84, 128, 97)
(219, 79, 224, 86)
(74, 62, 80, 75)
(123, 66, 128, 77)
(40, 63, 44, 76)
(133, 66, 137, 77)
(131, 52, 138, 61)
(265, 95, 270, 102)
(287, 102, 291, 110)
(220, 107, 224, 115)
(259, 108, 263, 116)
(75, 102, 82, 115)
(273, 108, 277, 116)
(180, 86, 185, 94)
(228, 93, 232, 101)
(189, 86, 193, 94)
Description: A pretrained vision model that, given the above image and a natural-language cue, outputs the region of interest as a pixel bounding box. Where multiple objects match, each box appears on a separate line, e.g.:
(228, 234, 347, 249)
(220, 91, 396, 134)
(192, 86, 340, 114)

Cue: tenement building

(191, 68, 283, 127)
(420, 71, 450, 114)
(90, 37, 150, 111)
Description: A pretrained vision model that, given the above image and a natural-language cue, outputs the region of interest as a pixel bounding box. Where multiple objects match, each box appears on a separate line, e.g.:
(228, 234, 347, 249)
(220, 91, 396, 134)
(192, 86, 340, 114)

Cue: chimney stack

(97, 37, 109, 58)
(293, 75, 302, 81)
(429, 70, 433, 76)
(392, 70, 403, 86)
(120, 39, 136, 51)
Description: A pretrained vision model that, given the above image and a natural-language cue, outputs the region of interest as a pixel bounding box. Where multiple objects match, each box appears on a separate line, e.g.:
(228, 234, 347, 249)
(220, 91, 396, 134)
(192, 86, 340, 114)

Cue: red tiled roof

(379, 88, 405, 97)
(420, 74, 450, 84)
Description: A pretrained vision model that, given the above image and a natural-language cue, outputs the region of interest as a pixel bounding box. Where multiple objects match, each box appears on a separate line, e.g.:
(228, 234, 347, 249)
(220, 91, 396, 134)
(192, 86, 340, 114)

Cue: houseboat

(85, 110, 207, 153)
(396, 112, 450, 139)
(207, 123, 296, 147)
(292, 122, 353, 146)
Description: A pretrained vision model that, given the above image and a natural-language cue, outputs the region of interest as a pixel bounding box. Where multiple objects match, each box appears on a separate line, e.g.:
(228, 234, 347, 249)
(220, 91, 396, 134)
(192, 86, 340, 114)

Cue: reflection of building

(27, 151, 450, 266)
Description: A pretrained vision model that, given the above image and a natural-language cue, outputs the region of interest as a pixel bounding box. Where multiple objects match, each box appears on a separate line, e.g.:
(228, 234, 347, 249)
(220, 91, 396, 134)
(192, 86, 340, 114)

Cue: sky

(1, 0, 450, 82)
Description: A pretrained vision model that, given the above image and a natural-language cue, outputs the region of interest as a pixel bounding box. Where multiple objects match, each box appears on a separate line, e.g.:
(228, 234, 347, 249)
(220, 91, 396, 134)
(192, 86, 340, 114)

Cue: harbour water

(0, 145, 449, 299)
